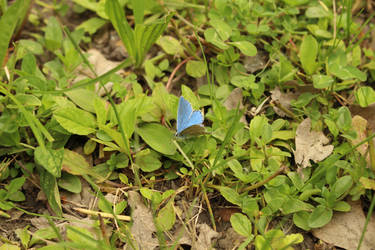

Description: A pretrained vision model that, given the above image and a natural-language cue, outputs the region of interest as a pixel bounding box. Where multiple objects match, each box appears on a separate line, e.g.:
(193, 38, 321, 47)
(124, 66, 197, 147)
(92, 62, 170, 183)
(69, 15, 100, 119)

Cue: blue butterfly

(176, 96, 205, 137)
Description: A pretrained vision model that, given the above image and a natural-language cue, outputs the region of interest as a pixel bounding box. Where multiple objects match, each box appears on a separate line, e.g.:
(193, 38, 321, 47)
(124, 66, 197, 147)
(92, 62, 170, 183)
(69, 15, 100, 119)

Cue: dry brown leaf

(350, 104, 375, 131)
(126, 191, 158, 250)
(294, 118, 334, 168)
(270, 87, 299, 117)
(75, 49, 125, 96)
(193, 224, 219, 250)
(243, 51, 268, 73)
(223, 88, 247, 125)
(312, 201, 375, 250)
(351, 115, 368, 156)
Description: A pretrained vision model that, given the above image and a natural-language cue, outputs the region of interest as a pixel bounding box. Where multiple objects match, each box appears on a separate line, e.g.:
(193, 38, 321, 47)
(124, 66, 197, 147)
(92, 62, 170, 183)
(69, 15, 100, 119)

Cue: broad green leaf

(312, 74, 334, 89)
(333, 201, 351, 212)
(336, 107, 352, 131)
(298, 35, 318, 75)
(332, 175, 353, 198)
(281, 198, 314, 214)
(219, 186, 242, 206)
(45, 16, 63, 51)
(157, 36, 185, 55)
(54, 106, 96, 135)
(76, 17, 107, 35)
(230, 213, 252, 237)
(306, 5, 330, 18)
(136, 123, 176, 155)
(209, 18, 232, 41)
(34, 147, 64, 177)
(58, 172, 82, 193)
(62, 149, 102, 180)
(360, 177, 375, 190)
(65, 89, 98, 113)
(18, 39, 44, 55)
(94, 97, 108, 126)
(15, 226, 30, 249)
(186, 60, 206, 78)
(156, 201, 176, 231)
(119, 102, 137, 139)
(204, 28, 229, 50)
(355, 86, 375, 107)
(39, 170, 62, 216)
(66, 226, 97, 248)
(229, 41, 257, 56)
(0, 244, 20, 250)
(0, 0, 30, 66)
(30, 227, 59, 246)
(308, 205, 332, 228)
(293, 211, 311, 230)
(135, 149, 162, 172)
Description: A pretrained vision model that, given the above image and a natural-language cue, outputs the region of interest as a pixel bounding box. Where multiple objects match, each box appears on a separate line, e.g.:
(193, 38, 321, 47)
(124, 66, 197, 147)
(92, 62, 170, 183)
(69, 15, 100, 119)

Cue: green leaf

(229, 41, 257, 56)
(156, 201, 176, 231)
(45, 16, 63, 51)
(355, 86, 375, 107)
(66, 226, 97, 248)
(0, 244, 21, 250)
(204, 28, 229, 50)
(312, 74, 334, 89)
(209, 18, 232, 41)
(0, 0, 30, 66)
(298, 35, 318, 75)
(58, 172, 82, 193)
(54, 106, 96, 135)
(65, 89, 97, 113)
(136, 123, 176, 155)
(39, 170, 62, 216)
(306, 5, 330, 18)
(333, 201, 351, 212)
(219, 186, 242, 206)
(135, 149, 162, 172)
(105, 0, 136, 63)
(157, 36, 185, 55)
(62, 149, 102, 179)
(230, 213, 253, 237)
(30, 227, 59, 246)
(18, 39, 44, 55)
(332, 175, 353, 198)
(131, 0, 145, 25)
(308, 205, 332, 228)
(34, 147, 64, 177)
(336, 107, 352, 131)
(293, 211, 311, 230)
(15, 226, 30, 249)
(76, 17, 107, 35)
(186, 60, 206, 78)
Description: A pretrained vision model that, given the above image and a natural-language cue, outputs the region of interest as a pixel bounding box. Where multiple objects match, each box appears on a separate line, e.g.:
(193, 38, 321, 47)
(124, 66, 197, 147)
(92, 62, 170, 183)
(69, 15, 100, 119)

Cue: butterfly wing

(177, 96, 193, 134)
(176, 96, 205, 137)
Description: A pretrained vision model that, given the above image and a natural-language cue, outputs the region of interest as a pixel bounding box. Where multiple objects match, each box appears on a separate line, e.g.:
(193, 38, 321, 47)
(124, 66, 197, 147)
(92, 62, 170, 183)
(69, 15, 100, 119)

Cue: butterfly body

(176, 96, 205, 137)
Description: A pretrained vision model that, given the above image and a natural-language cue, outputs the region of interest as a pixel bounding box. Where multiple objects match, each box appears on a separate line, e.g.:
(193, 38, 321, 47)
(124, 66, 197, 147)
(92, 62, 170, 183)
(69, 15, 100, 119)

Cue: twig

(73, 207, 131, 221)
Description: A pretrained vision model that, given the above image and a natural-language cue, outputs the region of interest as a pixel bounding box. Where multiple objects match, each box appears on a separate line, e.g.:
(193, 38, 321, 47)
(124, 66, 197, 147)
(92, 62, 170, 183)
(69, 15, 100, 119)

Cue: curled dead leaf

(294, 118, 334, 168)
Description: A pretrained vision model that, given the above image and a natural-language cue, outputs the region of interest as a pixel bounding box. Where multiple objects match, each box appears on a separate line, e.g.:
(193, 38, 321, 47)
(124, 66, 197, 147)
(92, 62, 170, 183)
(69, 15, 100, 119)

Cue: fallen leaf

(312, 201, 375, 250)
(127, 191, 158, 250)
(243, 51, 268, 73)
(294, 118, 334, 168)
(351, 115, 368, 156)
(193, 224, 219, 250)
(270, 87, 299, 117)
(223, 88, 247, 125)
(75, 49, 125, 96)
